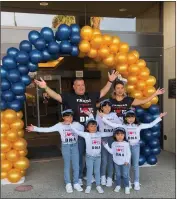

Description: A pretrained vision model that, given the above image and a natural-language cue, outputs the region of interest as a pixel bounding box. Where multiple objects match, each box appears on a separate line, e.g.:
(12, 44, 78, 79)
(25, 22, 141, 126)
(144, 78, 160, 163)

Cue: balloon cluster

(1, 109, 29, 182)
(136, 105, 161, 166)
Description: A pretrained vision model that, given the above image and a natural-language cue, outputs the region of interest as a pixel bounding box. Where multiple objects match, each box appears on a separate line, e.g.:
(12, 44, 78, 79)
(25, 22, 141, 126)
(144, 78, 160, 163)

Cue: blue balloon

(7, 69, 21, 83)
(8, 100, 23, 112)
(50, 53, 60, 60)
(30, 49, 43, 64)
(135, 106, 145, 117)
(1, 79, 11, 91)
(40, 27, 54, 42)
(71, 46, 79, 56)
(152, 114, 159, 120)
(16, 51, 29, 64)
(41, 50, 52, 61)
(148, 138, 160, 149)
(142, 146, 151, 157)
(34, 38, 46, 51)
(11, 82, 26, 95)
(146, 155, 157, 165)
(28, 62, 38, 72)
(55, 24, 71, 41)
(19, 40, 32, 53)
(60, 41, 72, 54)
(18, 65, 29, 75)
(152, 130, 161, 138)
(70, 24, 80, 34)
(143, 130, 153, 141)
(21, 75, 31, 86)
(151, 123, 160, 131)
(2, 56, 17, 70)
(48, 41, 60, 54)
(2, 90, 15, 102)
(7, 47, 19, 59)
(139, 139, 145, 148)
(151, 147, 161, 155)
(148, 105, 160, 115)
(28, 30, 41, 45)
(1, 66, 7, 78)
(0, 100, 7, 110)
(70, 33, 81, 45)
(139, 155, 146, 166)
(15, 94, 26, 102)
(143, 113, 153, 123)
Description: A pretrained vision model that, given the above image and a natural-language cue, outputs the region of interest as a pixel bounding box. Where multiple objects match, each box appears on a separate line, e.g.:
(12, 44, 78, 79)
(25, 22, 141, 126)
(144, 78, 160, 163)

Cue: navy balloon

(1, 79, 11, 91)
(70, 33, 81, 45)
(18, 65, 29, 75)
(151, 123, 160, 131)
(143, 113, 153, 123)
(11, 82, 26, 95)
(7, 69, 21, 83)
(148, 105, 160, 114)
(55, 24, 71, 41)
(28, 62, 38, 72)
(139, 155, 146, 166)
(48, 41, 60, 54)
(2, 56, 17, 70)
(16, 51, 29, 64)
(139, 139, 145, 148)
(152, 130, 161, 138)
(41, 50, 52, 61)
(40, 27, 54, 42)
(143, 129, 152, 141)
(2, 90, 15, 102)
(71, 46, 79, 56)
(151, 147, 161, 155)
(60, 41, 72, 54)
(19, 40, 32, 53)
(7, 47, 19, 59)
(70, 24, 80, 34)
(142, 146, 151, 157)
(152, 114, 159, 120)
(34, 38, 46, 51)
(135, 106, 145, 117)
(50, 53, 60, 60)
(28, 30, 40, 45)
(1, 67, 7, 78)
(148, 138, 160, 149)
(8, 100, 23, 112)
(30, 49, 43, 64)
(0, 100, 7, 110)
(147, 155, 157, 165)
(15, 94, 26, 102)
(21, 75, 32, 86)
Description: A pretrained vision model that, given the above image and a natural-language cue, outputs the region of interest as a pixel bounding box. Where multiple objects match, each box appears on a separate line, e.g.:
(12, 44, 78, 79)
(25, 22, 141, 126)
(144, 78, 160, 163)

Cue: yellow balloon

(1, 112, 4, 119)
(14, 157, 30, 170)
(10, 119, 24, 131)
(13, 138, 27, 151)
(109, 44, 119, 54)
(6, 129, 19, 142)
(103, 54, 115, 67)
(138, 67, 150, 80)
(7, 169, 22, 183)
(18, 149, 28, 157)
(102, 34, 112, 46)
(90, 35, 103, 49)
(6, 150, 20, 162)
(112, 36, 120, 45)
(131, 90, 143, 99)
(1, 160, 13, 172)
(79, 40, 91, 53)
(128, 64, 140, 75)
(16, 111, 23, 119)
(98, 46, 110, 59)
(1, 140, 12, 153)
(146, 76, 156, 87)
(78, 51, 86, 58)
(92, 28, 101, 37)
(1, 121, 10, 134)
(127, 75, 138, 85)
(20, 170, 26, 177)
(17, 129, 24, 138)
(116, 64, 128, 74)
(143, 87, 156, 97)
(1, 152, 6, 161)
(131, 50, 140, 59)
(94, 56, 102, 62)
(1, 171, 7, 179)
(3, 109, 17, 124)
(135, 80, 146, 91)
(1, 133, 7, 141)
(127, 52, 138, 65)
(141, 101, 152, 109)
(115, 52, 128, 64)
(137, 59, 146, 70)
(87, 48, 97, 58)
(121, 72, 129, 79)
(151, 96, 159, 104)
(119, 42, 129, 53)
(80, 26, 93, 41)
(126, 84, 135, 93)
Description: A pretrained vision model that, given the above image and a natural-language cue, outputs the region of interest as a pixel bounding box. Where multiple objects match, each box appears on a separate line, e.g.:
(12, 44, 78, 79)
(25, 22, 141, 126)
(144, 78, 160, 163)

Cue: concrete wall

(163, 2, 176, 153)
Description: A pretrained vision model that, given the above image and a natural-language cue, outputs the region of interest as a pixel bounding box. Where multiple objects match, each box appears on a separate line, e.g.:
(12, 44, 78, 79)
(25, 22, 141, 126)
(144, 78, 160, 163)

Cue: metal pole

(59, 75, 63, 112)
(36, 85, 40, 127)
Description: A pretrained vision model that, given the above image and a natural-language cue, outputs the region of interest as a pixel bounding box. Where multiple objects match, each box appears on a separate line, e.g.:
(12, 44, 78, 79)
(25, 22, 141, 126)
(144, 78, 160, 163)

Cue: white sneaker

(101, 175, 106, 185)
(96, 186, 104, 194)
(85, 186, 91, 193)
(125, 187, 130, 194)
(134, 182, 140, 191)
(129, 181, 132, 189)
(78, 179, 83, 186)
(83, 176, 87, 181)
(74, 183, 83, 192)
(106, 177, 113, 187)
(65, 183, 73, 193)
(114, 186, 121, 192)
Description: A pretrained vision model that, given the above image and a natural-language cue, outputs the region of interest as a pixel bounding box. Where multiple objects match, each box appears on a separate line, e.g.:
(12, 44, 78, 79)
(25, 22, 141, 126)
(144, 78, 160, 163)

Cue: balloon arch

(1, 24, 161, 183)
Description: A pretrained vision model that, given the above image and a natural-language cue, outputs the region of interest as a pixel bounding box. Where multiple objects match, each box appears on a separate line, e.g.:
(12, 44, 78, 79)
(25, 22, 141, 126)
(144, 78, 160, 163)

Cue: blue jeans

(130, 144, 140, 183)
(86, 154, 101, 186)
(61, 143, 79, 185)
(101, 137, 114, 178)
(78, 136, 86, 179)
(114, 163, 129, 187)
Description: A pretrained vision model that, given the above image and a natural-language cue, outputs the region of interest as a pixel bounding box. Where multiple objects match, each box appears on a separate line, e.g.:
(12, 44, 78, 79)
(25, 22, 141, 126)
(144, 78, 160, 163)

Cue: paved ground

(1, 150, 175, 198)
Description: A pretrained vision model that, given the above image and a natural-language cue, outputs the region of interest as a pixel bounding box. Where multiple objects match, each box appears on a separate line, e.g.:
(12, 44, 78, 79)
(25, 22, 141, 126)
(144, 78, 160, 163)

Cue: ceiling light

(40, 2, 48, 6)
(119, 8, 127, 12)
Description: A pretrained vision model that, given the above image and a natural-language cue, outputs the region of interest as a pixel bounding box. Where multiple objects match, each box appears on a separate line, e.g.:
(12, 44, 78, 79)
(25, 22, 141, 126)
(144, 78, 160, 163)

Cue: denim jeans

(78, 136, 86, 179)
(86, 154, 101, 186)
(130, 144, 140, 183)
(61, 142, 79, 185)
(114, 163, 129, 187)
(101, 137, 114, 178)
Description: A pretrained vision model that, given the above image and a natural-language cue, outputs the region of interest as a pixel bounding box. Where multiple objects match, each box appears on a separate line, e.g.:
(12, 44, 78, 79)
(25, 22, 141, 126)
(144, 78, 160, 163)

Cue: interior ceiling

(1, 1, 158, 18)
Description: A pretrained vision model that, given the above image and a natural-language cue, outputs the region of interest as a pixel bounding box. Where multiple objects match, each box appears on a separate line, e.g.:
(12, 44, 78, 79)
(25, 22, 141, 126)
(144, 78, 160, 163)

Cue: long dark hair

(113, 129, 127, 142)
(111, 80, 126, 99)
(123, 111, 140, 125)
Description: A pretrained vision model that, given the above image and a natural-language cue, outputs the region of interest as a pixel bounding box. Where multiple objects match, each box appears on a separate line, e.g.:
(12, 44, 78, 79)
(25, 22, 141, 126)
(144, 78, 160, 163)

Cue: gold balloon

(109, 44, 119, 54)
(1, 121, 10, 134)
(146, 76, 156, 87)
(20, 170, 26, 177)
(116, 64, 128, 74)
(127, 52, 138, 65)
(143, 87, 156, 97)
(1, 112, 4, 119)
(112, 36, 120, 45)
(18, 149, 28, 157)
(115, 52, 128, 64)
(141, 101, 152, 109)
(14, 157, 30, 170)
(6, 129, 19, 142)
(92, 28, 101, 37)
(131, 50, 140, 59)
(78, 51, 86, 58)
(6, 150, 20, 162)
(102, 34, 112, 46)
(1, 171, 7, 179)
(3, 109, 17, 124)
(122, 72, 129, 79)
(80, 26, 93, 41)
(16, 111, 23, 119)
(135, 80, 146, 91)
(128, 64, 140, 75)
(138, 67, 150, 80)
(1, 160, 13, 172)
(90, 35, 103, 49)
(1, 133, 7, 141)
(103, 54, 115, 67)
(119, 42, 129, 53)
(7, 169, 22, 183)
(1, 140, 12, 153)
(131, 90, 143, 99)
(94, 56, 102, 62)
(79, 40, 91, 53)
(137, 59, 146, 70)
(1, 152, 6, 161)
(98, 46, 110, 59)
(87, 48, 97, 58)
(127, 75, 138, 85)
(151, 96, 159, 104)
(10, 119, 24, 131)
(126, 84, 135, 93)
(17, 129, 24, 138)
(13, 138, 27, 151)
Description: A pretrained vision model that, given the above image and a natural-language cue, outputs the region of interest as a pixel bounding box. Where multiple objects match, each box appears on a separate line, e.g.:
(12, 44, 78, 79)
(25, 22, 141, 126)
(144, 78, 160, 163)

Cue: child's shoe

(106, 177, 113, 187)
(74, 183, 83, 192)
(134, 182, 140, 191)
(114, 186, 121, 192)
(101, 175, 106, 185)
(96, 186, 104, 193)
(66, 183, 73, 193)
(85, 186, 91, 193)
(125, 187, 130, 194)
